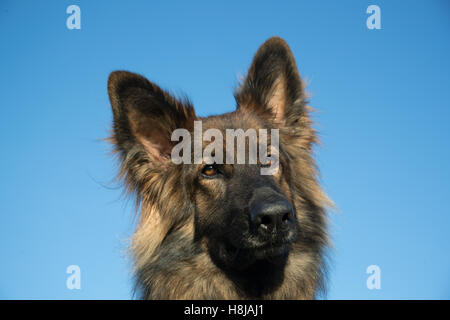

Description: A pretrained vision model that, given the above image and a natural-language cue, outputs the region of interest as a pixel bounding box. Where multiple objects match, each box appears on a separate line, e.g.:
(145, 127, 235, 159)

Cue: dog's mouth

(226, 242, 291, 259)
(251, 243, 291, 259)
(210, 227, 297, 270)
(219, 239, 292, 270)
(227, 228, 297, 259)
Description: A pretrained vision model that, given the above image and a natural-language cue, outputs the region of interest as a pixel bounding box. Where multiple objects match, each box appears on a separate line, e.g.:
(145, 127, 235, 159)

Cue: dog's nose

(250, 200, 293, 232)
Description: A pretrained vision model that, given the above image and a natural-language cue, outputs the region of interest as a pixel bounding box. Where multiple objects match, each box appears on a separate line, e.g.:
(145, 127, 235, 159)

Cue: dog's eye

(260, 160, 273, 168)
(202, 164, 218, 177)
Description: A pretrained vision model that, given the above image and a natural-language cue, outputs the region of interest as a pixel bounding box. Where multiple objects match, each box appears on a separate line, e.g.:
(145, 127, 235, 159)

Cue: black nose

(250, 200, 293, 232)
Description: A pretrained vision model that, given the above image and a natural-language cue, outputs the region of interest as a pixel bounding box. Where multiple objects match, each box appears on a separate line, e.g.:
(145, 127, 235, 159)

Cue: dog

(107, 36, 331, 299)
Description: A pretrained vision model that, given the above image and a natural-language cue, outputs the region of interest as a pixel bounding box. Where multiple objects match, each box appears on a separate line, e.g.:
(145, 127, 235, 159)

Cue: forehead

(191, 111, 279, 167)
(199, 111, 267, 132)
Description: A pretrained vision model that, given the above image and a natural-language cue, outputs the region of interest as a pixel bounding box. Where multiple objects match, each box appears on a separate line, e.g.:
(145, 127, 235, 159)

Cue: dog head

(107, 37, 330, 298)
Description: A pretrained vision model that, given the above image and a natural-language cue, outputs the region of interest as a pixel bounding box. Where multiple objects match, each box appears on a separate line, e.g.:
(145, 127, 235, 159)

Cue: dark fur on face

(107, 37, 332, 299)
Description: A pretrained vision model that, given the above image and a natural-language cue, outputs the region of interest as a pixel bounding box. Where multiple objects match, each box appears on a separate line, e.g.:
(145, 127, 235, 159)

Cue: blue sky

(1, 0, 449, 299)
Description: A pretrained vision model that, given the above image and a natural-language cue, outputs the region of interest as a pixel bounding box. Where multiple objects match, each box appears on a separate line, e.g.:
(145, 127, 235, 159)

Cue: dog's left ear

(235, 37, 307, 128)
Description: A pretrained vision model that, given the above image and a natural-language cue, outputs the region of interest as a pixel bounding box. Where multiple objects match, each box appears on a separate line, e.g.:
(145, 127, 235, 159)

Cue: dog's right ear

(107, 71, 196, 167)
(235, 37, 307, 128)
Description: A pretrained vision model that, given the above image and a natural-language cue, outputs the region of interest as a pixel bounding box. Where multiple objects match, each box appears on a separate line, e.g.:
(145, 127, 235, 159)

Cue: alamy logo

(66, 5, 81, 30)
(366, 5, 381, 30)
(171, 121, 279, 175)
(66, 265, 81, 290)
(366, 265, 381, 290)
